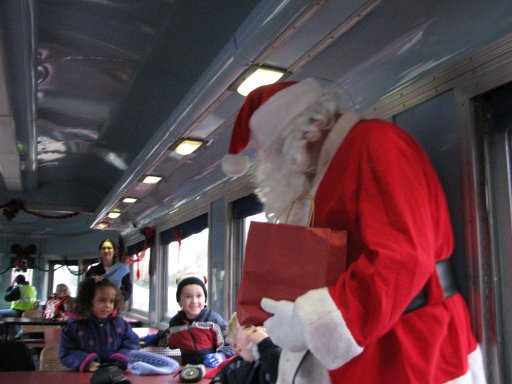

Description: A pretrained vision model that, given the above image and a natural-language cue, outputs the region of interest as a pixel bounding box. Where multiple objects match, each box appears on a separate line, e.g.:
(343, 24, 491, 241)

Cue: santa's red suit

(222, 78, 486, 384)
(280, 111, 486, 383)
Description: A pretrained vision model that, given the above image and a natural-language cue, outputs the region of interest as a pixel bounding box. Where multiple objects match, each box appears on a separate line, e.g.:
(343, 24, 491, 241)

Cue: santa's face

(254, 143, 312, 223)
(253, 92, 339, 223)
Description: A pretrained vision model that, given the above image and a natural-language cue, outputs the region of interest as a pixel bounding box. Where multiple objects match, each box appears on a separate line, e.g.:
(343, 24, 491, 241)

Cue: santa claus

(222, 78, 486, 383)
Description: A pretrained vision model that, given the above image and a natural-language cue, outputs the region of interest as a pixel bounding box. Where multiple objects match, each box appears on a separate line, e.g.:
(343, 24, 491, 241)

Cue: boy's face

(91, 286, 116, 319)
(234, 325, 258, 362)
(179, 284, 206, 319)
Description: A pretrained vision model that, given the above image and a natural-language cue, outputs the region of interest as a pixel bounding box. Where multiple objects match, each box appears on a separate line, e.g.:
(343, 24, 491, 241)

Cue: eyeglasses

(101, 247, 113, 250)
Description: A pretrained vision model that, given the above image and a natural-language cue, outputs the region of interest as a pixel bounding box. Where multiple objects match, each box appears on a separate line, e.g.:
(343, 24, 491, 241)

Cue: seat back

(0, 341, 35, 371)
(39, 344, 68, 371)
(20, 309, 44, 334)
(19, 309, 60, 350)
(21, 310, 59, 333)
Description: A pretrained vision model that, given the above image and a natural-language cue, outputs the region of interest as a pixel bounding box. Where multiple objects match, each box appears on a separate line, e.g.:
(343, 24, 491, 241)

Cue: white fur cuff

(294, 287, 363, 370)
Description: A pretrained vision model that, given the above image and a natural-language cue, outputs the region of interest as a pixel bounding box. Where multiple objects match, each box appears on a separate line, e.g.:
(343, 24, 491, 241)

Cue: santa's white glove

(261, 298, 307, 352)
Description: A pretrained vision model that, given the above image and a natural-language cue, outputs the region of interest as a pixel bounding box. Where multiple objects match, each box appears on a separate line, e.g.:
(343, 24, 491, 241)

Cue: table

(0, 317, 65, 341)
(1, 316, 143, 341)
(0, 369, 212, 383)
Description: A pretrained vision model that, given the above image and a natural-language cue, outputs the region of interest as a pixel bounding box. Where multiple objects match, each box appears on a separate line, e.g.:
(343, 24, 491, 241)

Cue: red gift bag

(236, 221, 347, 325)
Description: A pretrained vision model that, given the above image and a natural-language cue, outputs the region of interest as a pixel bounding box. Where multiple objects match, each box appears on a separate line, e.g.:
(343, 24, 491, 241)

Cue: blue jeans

(0, 308, 24, 337)
(0, 308, 22, 317)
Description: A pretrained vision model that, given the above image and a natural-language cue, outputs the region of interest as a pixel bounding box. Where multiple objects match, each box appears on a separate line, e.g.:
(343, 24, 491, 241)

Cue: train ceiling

(0, 0, 511, 241)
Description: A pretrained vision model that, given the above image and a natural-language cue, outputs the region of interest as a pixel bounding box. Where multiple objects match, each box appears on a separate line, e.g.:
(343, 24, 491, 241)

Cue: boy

(163, 273, 234, 367)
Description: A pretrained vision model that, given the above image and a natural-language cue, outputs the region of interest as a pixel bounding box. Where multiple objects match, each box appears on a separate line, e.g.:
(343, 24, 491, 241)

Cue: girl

(59, 277, 139, 371)
(86, 238, 132, 301)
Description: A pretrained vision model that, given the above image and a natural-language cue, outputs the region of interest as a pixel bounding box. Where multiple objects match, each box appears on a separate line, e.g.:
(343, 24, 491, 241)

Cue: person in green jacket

(0, 274, 38, 317)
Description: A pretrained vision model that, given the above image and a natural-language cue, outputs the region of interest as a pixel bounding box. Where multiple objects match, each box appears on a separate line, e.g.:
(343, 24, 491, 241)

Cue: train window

(227, 194, 266, 313)
(131, 248, 151, 313)
(160, 214, 209, 318)
(50, 264, 79, 296)
(243, 212, 267, 247)
(472, 82, 512, 382)
(232, 194, 265, 253)
(8, 270, 33, 286)
(164, 229, 208, 316)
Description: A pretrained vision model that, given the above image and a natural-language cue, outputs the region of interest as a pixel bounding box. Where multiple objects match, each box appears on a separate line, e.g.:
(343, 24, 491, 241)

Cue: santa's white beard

(254, 145, 313, 224)
(252, 92, 340, 223)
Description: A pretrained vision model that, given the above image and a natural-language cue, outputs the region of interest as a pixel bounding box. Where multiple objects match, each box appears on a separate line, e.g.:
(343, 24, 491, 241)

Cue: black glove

(90, 363, 131, 384)
(105, 357, 127, 371)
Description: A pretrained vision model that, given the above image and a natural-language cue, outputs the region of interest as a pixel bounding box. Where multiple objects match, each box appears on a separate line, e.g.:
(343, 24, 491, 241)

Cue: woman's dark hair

(98, 238, 119, 263)
(72, 277, 125, 317)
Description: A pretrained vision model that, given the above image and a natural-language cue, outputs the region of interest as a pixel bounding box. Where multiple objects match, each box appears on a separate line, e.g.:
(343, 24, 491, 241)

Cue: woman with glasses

(85, 238, 132, 301)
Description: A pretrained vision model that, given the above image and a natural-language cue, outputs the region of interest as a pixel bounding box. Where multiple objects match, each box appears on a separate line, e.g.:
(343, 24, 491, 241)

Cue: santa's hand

(261, 298, 307, 352)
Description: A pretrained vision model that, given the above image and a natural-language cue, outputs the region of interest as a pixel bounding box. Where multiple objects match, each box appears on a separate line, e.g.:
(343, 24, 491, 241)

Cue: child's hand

(139, 333, 157, 346)
(89, 361, 101, 372)
(203, 352, 225, 367)
(248, 326, 268, 345)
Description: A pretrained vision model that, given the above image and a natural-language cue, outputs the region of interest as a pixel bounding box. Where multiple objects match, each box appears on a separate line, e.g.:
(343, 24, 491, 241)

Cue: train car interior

(0, 0, 512, 381)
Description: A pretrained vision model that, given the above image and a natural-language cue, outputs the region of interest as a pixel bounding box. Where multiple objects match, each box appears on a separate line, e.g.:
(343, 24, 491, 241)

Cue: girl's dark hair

(98, 238, 119, 263)
(72, 277, 125, 317)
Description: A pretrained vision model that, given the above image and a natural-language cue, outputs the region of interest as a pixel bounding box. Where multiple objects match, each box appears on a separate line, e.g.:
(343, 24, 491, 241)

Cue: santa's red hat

(221, 78, 339, 176)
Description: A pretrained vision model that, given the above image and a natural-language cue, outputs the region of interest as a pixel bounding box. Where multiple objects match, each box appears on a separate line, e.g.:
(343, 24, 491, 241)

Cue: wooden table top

(0, 317, 65, 325)
(0, 369, 212, 383)
(0, 315, 141, 326)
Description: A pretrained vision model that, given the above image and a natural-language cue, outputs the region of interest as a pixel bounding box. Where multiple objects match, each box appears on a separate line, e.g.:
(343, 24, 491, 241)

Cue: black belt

(405, 259, 458, 313)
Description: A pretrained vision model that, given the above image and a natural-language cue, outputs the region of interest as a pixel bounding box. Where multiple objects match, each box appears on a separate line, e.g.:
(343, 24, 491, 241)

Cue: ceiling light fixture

(172, 138, 205, 156)
(96, 222, 109, 229)
(236, 66, 286, 96)
(107, 209, 121, 219)
(122, 197, 137, 204)
(142, 175, 162, 184)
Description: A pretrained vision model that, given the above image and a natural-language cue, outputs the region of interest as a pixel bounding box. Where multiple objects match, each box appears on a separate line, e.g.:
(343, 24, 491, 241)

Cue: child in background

(43, 283, 74, 320)
(210, 313, 281, 384)
(161, 273, 234, 367)
(59, 277, 140, 371)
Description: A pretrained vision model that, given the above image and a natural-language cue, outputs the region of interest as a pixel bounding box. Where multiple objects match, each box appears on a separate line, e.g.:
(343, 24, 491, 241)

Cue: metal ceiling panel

(0, 0, 511, 242)
(0, 0, 261, 238)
